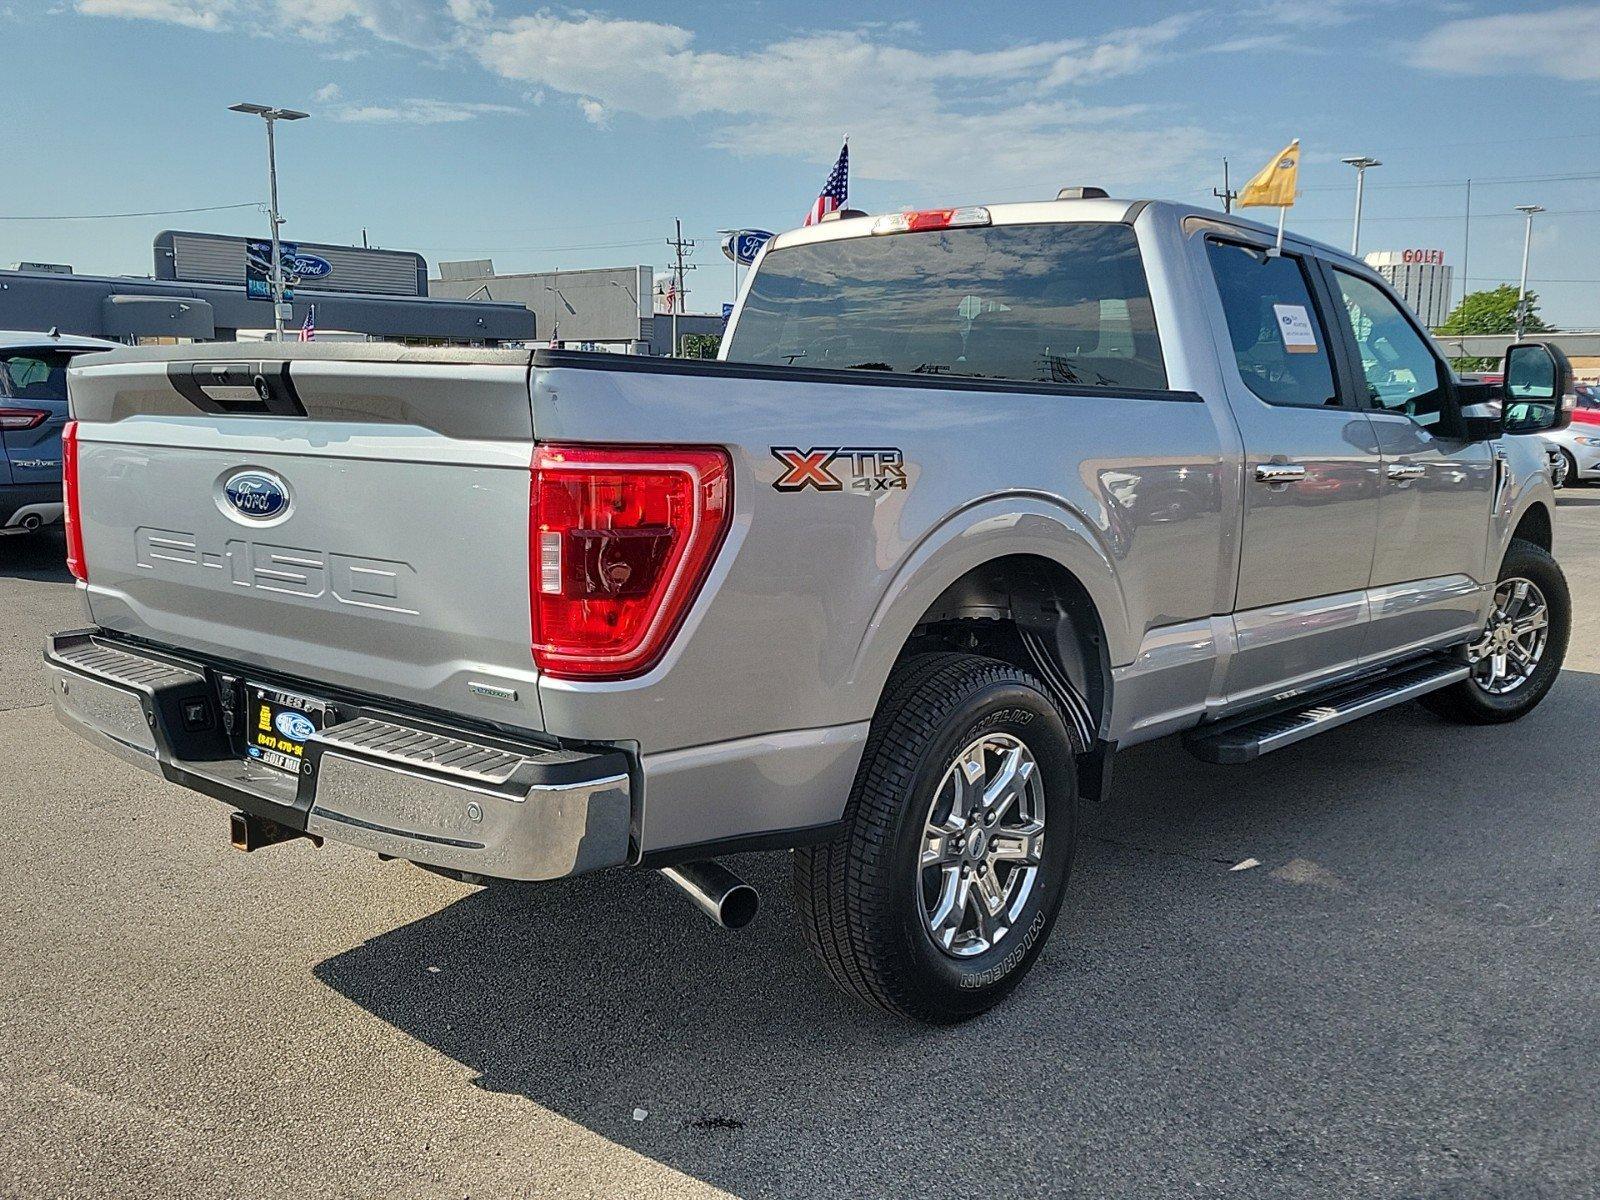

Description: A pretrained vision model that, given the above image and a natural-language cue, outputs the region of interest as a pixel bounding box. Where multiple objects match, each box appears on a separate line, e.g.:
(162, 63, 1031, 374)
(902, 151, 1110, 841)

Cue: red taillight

(62, 420, 86, 583)
(530, 444, 732, 679)
(0, 408, 50, 431)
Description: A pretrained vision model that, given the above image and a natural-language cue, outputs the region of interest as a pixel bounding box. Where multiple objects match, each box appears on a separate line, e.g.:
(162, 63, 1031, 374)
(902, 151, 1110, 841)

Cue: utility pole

(666, 219, 696, 357)
(1212, 158, 1236, 214)
(1341, 155, 1382, 257)
(1460, 179, 1472, 310)
(1514, 204, 1545, 339)
(229, 102, 309, 340)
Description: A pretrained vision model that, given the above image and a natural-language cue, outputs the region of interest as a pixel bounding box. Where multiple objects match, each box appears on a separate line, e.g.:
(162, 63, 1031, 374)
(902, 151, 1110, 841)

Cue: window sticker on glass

(1272, 304, 1319, 354)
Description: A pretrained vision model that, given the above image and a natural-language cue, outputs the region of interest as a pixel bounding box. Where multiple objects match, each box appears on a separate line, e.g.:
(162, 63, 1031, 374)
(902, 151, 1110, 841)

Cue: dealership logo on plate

(274, 711, 316, 742)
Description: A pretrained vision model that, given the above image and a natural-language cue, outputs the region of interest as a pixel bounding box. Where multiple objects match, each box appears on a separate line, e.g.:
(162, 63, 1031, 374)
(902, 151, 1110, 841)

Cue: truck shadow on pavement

(0, 529, 71, 583)
(313, 676, 1600, 1198)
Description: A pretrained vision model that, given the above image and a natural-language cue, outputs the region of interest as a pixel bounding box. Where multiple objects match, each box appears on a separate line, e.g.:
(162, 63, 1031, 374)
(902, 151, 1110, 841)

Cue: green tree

(1437, 284, 1551, 370)
(680, 332, 722, 359)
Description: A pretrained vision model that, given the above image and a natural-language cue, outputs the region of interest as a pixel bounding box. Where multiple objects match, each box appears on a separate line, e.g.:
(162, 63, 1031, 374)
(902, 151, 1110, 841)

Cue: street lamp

(1341, 155, 1382, 256)
(229, 102, 308, 340)
(1514, 204, 1546, 339)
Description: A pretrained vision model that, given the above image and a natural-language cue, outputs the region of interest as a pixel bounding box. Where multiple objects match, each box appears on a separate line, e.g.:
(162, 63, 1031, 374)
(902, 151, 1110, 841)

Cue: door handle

(1255, 463, 1307, 484)
(1387, 462, 1426, 481)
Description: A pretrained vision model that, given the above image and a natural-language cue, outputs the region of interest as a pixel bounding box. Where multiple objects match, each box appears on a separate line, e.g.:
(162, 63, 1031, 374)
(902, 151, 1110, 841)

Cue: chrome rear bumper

(45, 630, 632, 881)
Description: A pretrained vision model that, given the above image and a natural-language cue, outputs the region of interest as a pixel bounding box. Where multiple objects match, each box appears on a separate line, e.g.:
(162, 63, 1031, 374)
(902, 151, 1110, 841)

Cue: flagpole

(1274, 206, 1286, 255)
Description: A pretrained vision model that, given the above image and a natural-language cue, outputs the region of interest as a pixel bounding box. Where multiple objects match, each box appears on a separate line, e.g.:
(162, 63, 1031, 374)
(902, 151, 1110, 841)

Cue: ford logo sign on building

(223, 471, 290, 520)
(286, 252, 333, 281)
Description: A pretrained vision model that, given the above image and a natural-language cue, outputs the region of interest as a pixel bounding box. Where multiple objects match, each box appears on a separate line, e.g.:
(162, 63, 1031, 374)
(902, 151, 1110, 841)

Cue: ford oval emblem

(274, 711, 317, 742)
(224, 471, 289, 520)
(286, 252, 333, 280)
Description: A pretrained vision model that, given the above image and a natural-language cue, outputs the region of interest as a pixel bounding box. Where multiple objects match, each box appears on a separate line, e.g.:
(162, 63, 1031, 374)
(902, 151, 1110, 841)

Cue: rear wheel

(1421, 538, 1569, 724)
(793, 653, 1080, 1023)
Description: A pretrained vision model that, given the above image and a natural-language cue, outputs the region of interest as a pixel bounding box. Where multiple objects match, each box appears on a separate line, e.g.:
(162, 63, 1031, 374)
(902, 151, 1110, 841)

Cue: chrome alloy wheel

(918, 732, 1045, 958)
(1467, 577, 1550, 696)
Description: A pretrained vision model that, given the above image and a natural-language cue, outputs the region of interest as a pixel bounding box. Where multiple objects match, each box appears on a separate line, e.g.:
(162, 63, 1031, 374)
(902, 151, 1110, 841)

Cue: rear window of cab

(724, 222, 1167, 392)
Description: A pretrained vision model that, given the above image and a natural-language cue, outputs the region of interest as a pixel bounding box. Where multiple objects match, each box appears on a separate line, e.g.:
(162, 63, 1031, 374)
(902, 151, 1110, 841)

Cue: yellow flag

(1239, 139, 1300, 208)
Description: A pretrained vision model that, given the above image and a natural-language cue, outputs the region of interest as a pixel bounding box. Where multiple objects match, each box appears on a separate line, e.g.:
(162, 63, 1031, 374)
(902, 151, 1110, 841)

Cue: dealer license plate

(244, 684, 329, 774)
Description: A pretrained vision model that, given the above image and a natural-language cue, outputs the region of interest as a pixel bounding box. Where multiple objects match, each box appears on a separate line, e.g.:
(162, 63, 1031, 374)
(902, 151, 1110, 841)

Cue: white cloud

(67, 2, 1214, 187)
(329, 97, 521, 124)
(74, 0, 230, 29)
(471, 13, 1208, 185)
(1416, 5, 1600, 80)
(314, 81, 342, 102)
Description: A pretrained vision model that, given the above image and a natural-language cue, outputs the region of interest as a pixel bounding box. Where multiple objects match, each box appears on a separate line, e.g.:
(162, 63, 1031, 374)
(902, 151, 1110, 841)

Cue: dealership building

(0, 231, 534, 345)
(430, 260, 726, 355)
(1364, 248, 1454, 329)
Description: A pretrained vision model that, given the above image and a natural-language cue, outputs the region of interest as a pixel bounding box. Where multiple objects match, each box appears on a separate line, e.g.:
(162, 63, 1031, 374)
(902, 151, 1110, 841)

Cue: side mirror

(1455, 381, 1504, 442)
(1502, 341, 1575, 434)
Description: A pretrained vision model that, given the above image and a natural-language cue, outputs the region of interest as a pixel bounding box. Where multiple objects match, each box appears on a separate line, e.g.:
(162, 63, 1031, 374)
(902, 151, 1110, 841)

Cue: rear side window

(1206, 240, 1340, 409)
(0, 351, 74, 401)
(725, 223, 1168, 391)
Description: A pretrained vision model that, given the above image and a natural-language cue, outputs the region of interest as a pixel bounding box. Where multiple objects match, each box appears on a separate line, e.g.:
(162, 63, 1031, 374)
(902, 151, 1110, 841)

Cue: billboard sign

(161, 231, 427, 297)
(245, 240, 292, 301)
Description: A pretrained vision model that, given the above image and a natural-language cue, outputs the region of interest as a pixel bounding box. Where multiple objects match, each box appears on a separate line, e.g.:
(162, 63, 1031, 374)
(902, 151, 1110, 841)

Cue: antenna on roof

(47, 326, 60, 339)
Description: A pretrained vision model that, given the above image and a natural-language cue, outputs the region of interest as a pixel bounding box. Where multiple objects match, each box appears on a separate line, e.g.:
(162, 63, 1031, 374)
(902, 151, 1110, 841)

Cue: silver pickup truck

(49, 196, 1576, 1023)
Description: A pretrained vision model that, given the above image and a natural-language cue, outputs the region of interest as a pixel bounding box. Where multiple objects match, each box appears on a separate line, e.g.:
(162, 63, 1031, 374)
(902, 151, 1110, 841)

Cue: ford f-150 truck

(49, 196, 1576, 1023)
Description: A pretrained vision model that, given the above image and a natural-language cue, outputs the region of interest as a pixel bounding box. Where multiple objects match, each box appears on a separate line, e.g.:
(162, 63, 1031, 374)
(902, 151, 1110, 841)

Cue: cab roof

(766, 196, 1356, 267)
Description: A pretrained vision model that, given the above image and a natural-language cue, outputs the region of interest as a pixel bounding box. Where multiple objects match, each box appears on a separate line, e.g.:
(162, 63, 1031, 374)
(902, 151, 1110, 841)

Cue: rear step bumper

(1184, 655, 1469, 764)
(45, 630, 632, 881)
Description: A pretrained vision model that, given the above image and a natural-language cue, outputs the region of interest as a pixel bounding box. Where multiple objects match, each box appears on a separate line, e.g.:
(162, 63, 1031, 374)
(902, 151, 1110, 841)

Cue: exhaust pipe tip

(716, 880, 760, 930)
(660, 861, 760, 930)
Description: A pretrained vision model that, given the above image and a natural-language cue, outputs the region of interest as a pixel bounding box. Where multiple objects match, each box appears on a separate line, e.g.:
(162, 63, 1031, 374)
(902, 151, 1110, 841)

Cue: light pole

(1341, 155, 1382, 257)
(1514, 204, 1545, 339)
(229, 102, 308, 339)
(716, 228, 740, 308)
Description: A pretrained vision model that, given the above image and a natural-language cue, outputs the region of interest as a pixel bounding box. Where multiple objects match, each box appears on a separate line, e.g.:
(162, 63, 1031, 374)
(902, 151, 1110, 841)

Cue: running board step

(1184, 657, 1469, 764)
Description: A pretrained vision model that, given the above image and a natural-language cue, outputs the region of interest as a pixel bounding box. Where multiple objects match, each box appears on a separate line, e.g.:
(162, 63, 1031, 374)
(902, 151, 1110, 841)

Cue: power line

(1298, 170, 1600, 194)
(414, 237, 666, 254)
(1291, 206, 1600, 225)
(0, 202, 263, 221)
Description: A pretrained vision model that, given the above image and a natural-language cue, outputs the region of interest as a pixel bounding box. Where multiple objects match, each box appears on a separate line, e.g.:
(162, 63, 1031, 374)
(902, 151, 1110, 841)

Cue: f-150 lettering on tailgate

(133, 527, 419, 616)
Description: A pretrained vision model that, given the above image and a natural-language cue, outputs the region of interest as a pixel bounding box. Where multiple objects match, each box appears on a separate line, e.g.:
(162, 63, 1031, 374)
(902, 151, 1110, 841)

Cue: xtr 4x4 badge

(771, 446, 907, 493)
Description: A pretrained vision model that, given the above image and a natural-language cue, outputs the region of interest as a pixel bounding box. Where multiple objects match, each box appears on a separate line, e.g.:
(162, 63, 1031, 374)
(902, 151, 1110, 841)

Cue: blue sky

(5, 1, 1600, 322)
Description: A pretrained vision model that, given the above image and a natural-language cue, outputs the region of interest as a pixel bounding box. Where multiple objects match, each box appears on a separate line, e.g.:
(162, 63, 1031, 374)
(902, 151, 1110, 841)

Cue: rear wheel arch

(892, 554, 1113, 753)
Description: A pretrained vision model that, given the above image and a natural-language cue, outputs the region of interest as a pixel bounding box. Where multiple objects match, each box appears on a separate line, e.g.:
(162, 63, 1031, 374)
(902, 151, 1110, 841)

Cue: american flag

(548, 321, 559, 349)
(298, 305, 316, 342)
(803, 140, 849, 226)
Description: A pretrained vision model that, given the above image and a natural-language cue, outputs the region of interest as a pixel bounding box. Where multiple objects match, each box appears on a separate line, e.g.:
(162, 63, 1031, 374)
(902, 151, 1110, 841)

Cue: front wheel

(1421, 537, 1569, 724)
(793, 653, 1080, 1023)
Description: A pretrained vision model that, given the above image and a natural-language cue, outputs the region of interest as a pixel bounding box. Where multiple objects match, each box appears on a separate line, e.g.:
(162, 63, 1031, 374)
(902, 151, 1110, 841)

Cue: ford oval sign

(223, 471, 289, 520)
(286, 252, 332, 281)
(721, 229, 774, 266)
(274, 711, 317, 742)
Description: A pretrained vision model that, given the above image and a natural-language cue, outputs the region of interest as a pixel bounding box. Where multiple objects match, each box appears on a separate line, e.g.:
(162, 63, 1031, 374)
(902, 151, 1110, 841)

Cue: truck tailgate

(67, 345, 545, 733)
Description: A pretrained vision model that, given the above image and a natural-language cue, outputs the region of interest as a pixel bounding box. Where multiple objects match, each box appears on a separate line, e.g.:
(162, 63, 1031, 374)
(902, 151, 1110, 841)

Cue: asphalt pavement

(1, 505, 1597, 1199)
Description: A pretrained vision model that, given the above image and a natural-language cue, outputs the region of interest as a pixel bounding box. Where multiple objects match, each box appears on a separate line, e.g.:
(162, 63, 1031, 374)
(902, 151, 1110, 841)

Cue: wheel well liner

(1512, 502, 1552, 553)
(899, 554, 1111, 753)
